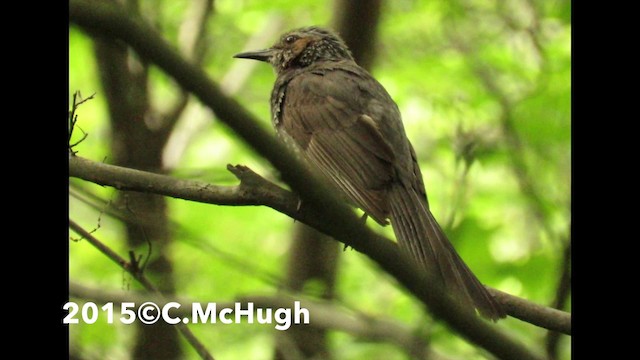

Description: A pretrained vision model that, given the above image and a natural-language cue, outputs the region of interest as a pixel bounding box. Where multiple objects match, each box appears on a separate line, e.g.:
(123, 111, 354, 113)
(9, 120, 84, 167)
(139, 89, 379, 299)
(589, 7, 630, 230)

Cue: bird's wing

(276, 63, 505, 319)
(278, 65, 399, 224)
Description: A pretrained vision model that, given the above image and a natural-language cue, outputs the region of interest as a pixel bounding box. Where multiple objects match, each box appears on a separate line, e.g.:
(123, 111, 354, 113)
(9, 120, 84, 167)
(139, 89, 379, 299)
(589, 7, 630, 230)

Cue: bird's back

(271, 60, 423, 224)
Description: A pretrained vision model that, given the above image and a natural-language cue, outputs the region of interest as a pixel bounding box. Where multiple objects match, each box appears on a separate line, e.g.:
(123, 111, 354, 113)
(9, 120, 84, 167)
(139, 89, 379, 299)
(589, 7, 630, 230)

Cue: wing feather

(279, 68, 397, 224)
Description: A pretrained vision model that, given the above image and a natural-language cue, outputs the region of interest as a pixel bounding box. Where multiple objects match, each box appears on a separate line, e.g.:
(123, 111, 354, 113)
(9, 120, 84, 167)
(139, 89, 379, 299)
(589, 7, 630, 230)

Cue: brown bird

(234, 26, 505, 320)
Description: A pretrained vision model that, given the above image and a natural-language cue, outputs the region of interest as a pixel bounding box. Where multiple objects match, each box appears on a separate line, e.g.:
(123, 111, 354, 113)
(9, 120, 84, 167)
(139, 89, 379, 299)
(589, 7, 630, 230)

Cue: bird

(234, 26, 505, 320)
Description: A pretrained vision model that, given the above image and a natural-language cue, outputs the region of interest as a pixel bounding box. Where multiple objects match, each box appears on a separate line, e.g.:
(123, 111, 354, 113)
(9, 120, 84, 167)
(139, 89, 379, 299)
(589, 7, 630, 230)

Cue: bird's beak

(233, 48, 276, 63)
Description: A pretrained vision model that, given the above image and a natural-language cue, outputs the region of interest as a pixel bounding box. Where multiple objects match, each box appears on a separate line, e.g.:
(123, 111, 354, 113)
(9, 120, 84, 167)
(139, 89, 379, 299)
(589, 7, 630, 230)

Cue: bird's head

(234, 26, 354, 73)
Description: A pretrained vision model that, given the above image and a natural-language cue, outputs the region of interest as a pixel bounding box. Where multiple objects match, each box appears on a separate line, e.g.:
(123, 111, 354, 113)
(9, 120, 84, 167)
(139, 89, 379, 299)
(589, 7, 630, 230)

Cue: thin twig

(69, 180, 285, 287)
(68, 91, 95, 153)
(68, 219, 215, 360)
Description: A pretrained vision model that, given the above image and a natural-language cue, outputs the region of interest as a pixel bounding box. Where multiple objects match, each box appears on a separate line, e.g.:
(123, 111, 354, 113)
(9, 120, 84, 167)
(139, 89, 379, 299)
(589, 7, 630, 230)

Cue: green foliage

(69, 0, 571, 358)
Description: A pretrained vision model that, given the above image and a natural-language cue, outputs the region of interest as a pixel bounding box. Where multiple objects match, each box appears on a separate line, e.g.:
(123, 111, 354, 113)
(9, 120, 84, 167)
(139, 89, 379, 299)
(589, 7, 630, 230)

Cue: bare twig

(68, 91, 95, 153)
(68, 219, 215, 360)
(69, 180, 285, 287)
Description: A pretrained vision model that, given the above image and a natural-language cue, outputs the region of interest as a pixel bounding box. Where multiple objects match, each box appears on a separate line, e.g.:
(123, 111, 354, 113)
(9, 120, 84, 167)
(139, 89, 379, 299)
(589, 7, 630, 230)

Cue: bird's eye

(284, 35, 297, 44)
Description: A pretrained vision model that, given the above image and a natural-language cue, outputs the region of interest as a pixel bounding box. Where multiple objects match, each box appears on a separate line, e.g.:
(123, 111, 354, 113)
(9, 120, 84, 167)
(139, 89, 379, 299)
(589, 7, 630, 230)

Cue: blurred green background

(69, 0, 570, 359)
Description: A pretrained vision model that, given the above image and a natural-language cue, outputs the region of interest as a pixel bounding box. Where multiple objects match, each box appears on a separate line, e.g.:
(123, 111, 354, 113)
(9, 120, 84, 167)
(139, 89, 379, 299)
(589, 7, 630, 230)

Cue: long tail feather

(388, 184, 505, 320)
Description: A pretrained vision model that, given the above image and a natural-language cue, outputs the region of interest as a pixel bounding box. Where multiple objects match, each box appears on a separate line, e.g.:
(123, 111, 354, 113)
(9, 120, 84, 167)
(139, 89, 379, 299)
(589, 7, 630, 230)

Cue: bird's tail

(388, 184, 505, 320)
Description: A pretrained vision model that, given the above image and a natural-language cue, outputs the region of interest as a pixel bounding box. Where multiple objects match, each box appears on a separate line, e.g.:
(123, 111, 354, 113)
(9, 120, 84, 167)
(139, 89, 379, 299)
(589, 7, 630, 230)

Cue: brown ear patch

(292, 36, 314, 56)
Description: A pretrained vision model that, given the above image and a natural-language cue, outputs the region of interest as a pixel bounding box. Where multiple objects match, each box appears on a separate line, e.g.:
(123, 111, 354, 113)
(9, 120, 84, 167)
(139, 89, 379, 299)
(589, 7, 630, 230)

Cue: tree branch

(68, 2, 563, 358)
(68, 219, 215, 360)
(489, 288, 571, 336)
(69, 155, 571, 336)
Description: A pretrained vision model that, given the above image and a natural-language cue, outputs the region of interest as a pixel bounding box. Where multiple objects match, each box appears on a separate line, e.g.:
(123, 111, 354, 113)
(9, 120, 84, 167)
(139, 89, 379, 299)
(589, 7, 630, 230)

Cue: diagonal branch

(68, 219, 215, 360)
